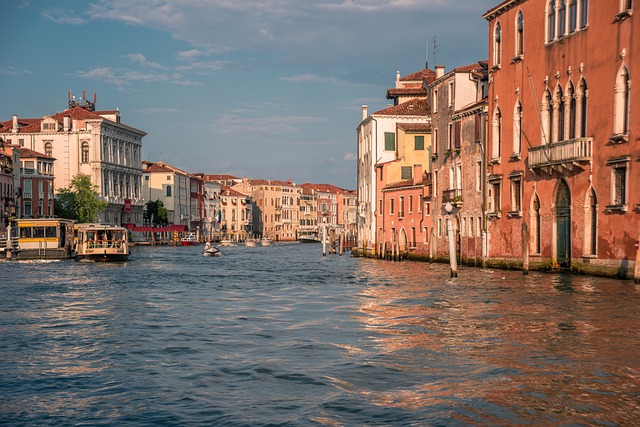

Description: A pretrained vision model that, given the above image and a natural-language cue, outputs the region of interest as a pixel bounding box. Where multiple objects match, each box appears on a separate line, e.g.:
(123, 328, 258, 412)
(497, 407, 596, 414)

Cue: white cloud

(125, 53, 164, 69)
(0, 66, 32, 76)
(343, 152, 356, 161)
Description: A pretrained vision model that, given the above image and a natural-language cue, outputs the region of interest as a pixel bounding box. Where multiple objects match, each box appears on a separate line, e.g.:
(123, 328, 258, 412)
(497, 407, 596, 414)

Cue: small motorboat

(202, 245, 221, 257)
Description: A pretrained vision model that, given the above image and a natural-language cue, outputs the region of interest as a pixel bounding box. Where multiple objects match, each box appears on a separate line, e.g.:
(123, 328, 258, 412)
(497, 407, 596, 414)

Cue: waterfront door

(555, 180, 571, 268)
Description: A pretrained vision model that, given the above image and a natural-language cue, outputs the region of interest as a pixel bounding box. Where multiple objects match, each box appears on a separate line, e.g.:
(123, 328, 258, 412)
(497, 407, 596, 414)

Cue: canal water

(1, 243, 639, 426)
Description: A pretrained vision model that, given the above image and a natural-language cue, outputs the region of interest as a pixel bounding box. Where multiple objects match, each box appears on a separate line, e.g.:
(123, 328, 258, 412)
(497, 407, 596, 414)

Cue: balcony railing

(528, 137, 592, 174)
(441, 189, 463, 205)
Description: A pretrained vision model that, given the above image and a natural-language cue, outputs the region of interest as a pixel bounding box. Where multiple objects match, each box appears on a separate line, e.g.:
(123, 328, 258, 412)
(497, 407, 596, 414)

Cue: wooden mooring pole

(522, 221, 529, 275)
(634, 232, 640, 284)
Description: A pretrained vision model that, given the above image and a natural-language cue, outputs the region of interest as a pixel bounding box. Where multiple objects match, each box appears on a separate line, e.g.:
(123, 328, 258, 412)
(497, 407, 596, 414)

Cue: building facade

(0, 93, 146, 226)
(483, 0, 638, 277)
(142, 161, 191, 229)
(428, 62, 489, 266)
(0, 142, 20, 227)
(16, 148, 56, 219)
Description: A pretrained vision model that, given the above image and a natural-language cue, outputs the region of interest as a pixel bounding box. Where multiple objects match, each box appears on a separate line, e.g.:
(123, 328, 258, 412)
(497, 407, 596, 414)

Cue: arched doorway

(555, 179, 571, 267)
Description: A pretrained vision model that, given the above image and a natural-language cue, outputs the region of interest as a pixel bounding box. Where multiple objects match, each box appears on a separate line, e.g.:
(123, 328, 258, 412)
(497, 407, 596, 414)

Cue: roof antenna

(433, 36, 438, 68)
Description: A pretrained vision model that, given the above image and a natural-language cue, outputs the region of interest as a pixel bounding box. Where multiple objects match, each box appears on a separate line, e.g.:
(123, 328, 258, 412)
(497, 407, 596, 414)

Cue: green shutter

(385, 132, 396, 151)
(414, 135, 424, 150)
(401, 166, 412, 180)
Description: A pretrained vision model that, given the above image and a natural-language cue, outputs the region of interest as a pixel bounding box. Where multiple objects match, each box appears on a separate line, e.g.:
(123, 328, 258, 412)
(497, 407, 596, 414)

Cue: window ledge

(511, 55, 523, 64)
(489, 157, 501, 165)
(507, 210, 522, 218)
(605, 204, 628, 213)
(509, 153, 522, 161)
(582, 254, 598, 259)
(609, 133, 628, 144)
(487, 211, 502, 219)
(490, 65, 501, 73)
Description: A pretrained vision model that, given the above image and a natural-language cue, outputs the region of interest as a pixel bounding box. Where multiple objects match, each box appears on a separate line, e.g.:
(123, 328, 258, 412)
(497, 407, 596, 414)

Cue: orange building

(483, 0, 638, 277)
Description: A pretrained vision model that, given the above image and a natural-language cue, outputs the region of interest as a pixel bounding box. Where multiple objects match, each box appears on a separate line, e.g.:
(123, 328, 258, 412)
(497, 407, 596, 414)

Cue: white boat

(260, 237, 273, 246)
(75, 224, 130, 262)
(244, 238, 260, 247)
(202, 243, 221, 257)
(180, 232, 199, 246)
(220, 239, 234, 246)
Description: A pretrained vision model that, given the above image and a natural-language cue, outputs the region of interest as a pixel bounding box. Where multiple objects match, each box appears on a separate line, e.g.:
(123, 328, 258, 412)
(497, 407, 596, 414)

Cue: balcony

(528, 137, 592, 174)
(441, 189, 462, 206)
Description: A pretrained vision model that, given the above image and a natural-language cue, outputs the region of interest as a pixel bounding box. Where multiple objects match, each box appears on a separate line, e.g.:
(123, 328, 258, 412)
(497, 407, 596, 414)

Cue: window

(433, 89, 438, 113)
(24, 201, 32, 217)
(414, 135, 424, 150)
(555, 85, 565, 142)
(532, 195, 541, 254)
(44, 142, 52, 156)
(488, 176, 502, 214)
(166, 185, 172, 197)
(433, 129, 438, 155)
(567, 82, 576, 140)
(492, 107, 502, 160)
(448, 81, 455, 107)
(409, 195, 413, 213)
(447, 123, 453, 150)
(578, 78, 588, 138)
(399, 197, 404, 218)
(384, 132, 396, 151)
(390, 198, 394, 215)
(584, 188, 597, 256)
(611, 163, 627, 206)
(613, 65, 631, 137)
(569, 0, 577, 33)
(558, 0, 566, 36)
(580, 0, 589, 27)
(81, 141, 89, 163)
(548, 0, 556, 42)
(513, 101, 522, 155)
(509, 174, 522, 215)
(516, 11, 524, 57)
(493, 22, 502, 66)
(401, 166, 412, 180)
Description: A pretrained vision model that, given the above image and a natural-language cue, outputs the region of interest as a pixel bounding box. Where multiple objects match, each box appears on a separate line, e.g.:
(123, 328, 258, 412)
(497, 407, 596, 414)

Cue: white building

(0, 92, 146, 225)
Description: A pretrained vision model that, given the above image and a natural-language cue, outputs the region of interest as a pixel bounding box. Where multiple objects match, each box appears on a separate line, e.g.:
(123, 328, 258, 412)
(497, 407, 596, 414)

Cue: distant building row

(0, 93, 356, 242)
(356, 0, 638, 278)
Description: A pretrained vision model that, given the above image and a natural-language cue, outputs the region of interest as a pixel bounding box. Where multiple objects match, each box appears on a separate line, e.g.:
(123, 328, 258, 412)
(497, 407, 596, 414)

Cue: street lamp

(444, 201, 458, 277)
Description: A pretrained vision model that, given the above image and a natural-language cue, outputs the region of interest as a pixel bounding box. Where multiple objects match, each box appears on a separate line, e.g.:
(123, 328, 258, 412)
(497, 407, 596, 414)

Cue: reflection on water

(1, 245, 639, 426)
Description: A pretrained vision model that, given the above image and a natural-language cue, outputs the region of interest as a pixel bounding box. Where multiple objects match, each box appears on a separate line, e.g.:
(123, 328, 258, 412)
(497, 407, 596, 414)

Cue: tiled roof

(249, 179, 296, 187)
(400, 68, 437, 84)
(300, 182, 350, 194)
(373, 98, 430, 116)
(16, 147, 55, 160)
(397, 123, 431, 133)
(204, 174, 239, 181)
(386, 87, 428, 98)
(383, 178, 419, 190)
(221, 186, 248, 197)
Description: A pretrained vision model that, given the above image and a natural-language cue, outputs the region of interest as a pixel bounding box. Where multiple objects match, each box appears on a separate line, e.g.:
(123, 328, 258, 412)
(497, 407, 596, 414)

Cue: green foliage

(145, 199, 169, 226)
(54, 174, 107, 222)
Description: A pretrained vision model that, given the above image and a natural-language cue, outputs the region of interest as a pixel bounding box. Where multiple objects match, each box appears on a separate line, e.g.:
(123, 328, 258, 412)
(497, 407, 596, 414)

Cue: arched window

(166, 185, 172, 197)
(555, 85, 565, 142)
(580, 0, 589, 28)
(494, 22, 502, 66)
(567, 82, 576, 140)
(81, 141, 90, 163)
(558, 0, 566, 36)
(532, 194, 541, 254)
(516, 11, 524, 56)
(513, 100, 523, 155)
(44, 142, 52, 157)
(613, 65, 631, 136)
(547, 0, 556, 41)
(542, 89, 553, 144)
(584, 188, 597, 256)
(578, 78, 588, 137)
(492, 107, 502, 160)
(569, 0, 577, 32)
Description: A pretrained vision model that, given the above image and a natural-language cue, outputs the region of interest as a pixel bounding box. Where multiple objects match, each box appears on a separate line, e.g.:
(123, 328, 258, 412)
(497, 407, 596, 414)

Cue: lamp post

(444, 201, 458, 277)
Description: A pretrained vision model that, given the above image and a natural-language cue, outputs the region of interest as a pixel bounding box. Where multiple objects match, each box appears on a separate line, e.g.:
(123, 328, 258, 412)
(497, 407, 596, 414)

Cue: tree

(145, 199, 169, 226)
(54, 174, 107, 223)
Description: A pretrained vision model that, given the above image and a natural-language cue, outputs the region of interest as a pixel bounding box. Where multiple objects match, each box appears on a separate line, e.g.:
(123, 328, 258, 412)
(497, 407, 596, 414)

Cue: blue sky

(1, 0, 496, 189)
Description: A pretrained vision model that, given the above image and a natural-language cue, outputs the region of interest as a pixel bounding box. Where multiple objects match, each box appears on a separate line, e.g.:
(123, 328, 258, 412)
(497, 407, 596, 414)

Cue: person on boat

(204, 241, 212, 250)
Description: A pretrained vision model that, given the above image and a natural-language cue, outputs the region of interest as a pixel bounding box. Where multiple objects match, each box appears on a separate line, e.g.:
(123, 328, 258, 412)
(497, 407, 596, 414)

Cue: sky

(1, 0, 497, 190)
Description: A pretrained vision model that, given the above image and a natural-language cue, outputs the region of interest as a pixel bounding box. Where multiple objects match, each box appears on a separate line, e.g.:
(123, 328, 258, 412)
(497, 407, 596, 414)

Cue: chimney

(436, 65, 445, 78)
(396, 70, 401, 81)
(12, 114, 18, 133)
(63, 116, 70, 132)
(361, 105, 368, 121)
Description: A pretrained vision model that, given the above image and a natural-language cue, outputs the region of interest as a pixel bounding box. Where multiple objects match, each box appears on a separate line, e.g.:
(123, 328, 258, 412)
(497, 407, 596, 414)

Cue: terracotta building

(16, 147, 56, 219)
(0, 141, 19, 227)
(483, 0, 638, 277)
(375, 123, 433, 258)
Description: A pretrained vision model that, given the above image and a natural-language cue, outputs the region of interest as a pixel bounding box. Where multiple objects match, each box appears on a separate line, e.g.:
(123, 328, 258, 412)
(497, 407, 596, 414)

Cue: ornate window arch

(566, 80, 576, 140)
(493, 22, 502, 67)
(541, 88, 553, 145)
(492, 106, 502, 160)
(554, 84, 565, 142)
(44, 141, 53, 157)
(613, 64, 631, 137)
(81, 141, 90, 164)
(516, 11, 524, 57)
(578, 77, 588, 137)
(583, 187, 597, 256)
(513, 100, 523, 155)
